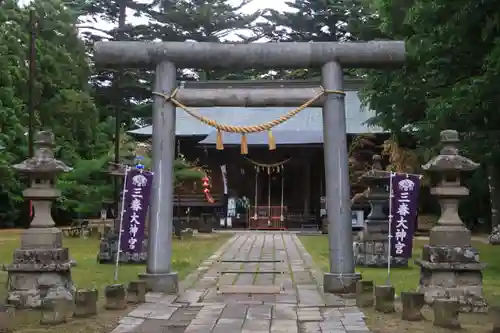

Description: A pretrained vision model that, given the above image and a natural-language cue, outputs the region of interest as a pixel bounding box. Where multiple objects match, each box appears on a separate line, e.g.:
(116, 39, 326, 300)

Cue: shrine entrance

(248, 157, 290, 230)
(94, 40, 406, 295)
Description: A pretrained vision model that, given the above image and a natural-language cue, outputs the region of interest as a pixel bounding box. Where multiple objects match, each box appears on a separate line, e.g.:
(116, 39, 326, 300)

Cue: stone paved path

(112, 232, 371, 333)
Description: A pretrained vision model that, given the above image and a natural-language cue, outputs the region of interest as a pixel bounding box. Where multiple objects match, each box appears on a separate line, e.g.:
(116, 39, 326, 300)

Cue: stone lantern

(355, 155, 408, 267)
(4, 131, 74, 308)
(415, 129, 487, 312)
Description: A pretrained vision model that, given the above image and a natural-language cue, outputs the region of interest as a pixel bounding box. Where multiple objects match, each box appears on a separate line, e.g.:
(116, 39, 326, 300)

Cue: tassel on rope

(216, 130, 224, 150)
(240, 134, 248, 155)
(267, 130, 276, 150)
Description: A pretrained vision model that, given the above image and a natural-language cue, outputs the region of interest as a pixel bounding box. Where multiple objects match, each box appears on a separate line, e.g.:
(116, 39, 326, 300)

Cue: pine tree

(259, 0, 381, 79)
(71, 0, 152, 128)
(144, 0, 263, 81)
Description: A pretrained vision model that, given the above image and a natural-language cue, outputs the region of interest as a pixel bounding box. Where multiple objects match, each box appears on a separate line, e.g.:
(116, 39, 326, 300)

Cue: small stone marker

(374, 285, 395, 313)
(0, 304, 13, 332)
(104, 284, 127, 310)
(127, 280, 147, 304)
(355, 280, 374, 308)
(74, 288, 98, 318)
(180, 228, 194, 239)
(40, 286, 75, 325)
(401, 291, 425, 321)
(490, 306, 500, 333)
(433, 299, 460, 329)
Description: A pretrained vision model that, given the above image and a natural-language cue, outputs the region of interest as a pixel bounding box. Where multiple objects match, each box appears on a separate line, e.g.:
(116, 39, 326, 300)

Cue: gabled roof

(127, 90, 383, 137)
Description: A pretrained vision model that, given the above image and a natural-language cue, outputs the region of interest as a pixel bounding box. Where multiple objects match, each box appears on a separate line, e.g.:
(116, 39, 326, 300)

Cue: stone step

(218, 259, 283, 263)
(220, 271, 283, 274)
(217, 285, 283, 295)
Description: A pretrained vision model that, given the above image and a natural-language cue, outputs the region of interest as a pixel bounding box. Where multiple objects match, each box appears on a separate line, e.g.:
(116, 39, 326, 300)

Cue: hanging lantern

(202, 175, 215, 204)
(202, 176, 209, 187)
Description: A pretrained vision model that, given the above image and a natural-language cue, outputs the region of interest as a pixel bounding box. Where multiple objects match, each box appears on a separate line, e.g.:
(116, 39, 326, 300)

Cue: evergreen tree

(0, 0, 28, 226)
(71, 0, 152, 128)
(362, 0, 500, 229)
(144, 0, 264, 81)
(259, 0, 381, 79)
(0, 0, 111, 225)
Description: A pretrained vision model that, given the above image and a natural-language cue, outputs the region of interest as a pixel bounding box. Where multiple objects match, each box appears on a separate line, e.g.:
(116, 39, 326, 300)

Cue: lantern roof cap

(422, 130, 479, 172)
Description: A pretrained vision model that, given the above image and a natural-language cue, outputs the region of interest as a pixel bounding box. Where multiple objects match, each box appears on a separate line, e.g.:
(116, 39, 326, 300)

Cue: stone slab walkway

(112, 232, 370, 333)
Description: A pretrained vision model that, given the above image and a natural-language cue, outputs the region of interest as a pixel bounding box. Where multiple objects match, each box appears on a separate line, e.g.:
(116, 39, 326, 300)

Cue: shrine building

(128, 79, 387, 230)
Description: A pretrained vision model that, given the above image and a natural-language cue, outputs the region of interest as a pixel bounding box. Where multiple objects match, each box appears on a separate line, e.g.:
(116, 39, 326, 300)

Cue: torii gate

(94, 40, 406, 294)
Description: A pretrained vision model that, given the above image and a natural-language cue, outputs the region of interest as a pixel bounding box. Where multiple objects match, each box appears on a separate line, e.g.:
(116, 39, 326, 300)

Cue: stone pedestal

(74, 288, 98, 317)
(104, 284, 127, 310)
(138, 271, 179, 294)
(355, 155, 407, 267)
(0, 304, 13, 332)
(433, 299, 460, 329)
(489, 225, 500, 244)
(97, 164, 147, 264)
(3, 131, 75, 308)
(489, 306, 500, 332)
(98, 233, 148, 264)
(374, 285, 395, 313)
(401, 291, 425, 321)
(127, 280, 146, 304)
(40, 285, 74, 325)
(323, 272, 361, 294)
(415, 130, 487, 313)
(355, 280, 374, 308)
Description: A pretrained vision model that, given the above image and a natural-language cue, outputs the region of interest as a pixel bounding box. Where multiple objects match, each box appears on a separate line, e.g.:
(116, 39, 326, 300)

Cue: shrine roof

(127, 90, 384, 139)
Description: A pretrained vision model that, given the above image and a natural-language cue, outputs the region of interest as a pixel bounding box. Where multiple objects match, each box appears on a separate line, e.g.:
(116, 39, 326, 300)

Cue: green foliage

(0, 0, 114, 224)
(0, 1, 27, 225)
(56, 156, 112, 213)
(257, 0, 380, 79)
(2, 0, 496, 229)
(143, 0, 263, 82)
(361, 0, 500, 226)
(174, 156, 205, 186)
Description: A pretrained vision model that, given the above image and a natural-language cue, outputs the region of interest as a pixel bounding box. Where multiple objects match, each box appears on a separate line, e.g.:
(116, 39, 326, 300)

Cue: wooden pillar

(304, 159, 311, 215)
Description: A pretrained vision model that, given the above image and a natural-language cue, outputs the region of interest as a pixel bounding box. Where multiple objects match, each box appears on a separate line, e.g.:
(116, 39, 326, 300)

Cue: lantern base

(355, 241, 409, 268)
(355, 222, 408, 268)
(20, 227, 63, 249)
(415, 244, 487, 313)
(97, 232, 148, 264)
(429, 224, 471, 246)
(4, 246, 74, 308)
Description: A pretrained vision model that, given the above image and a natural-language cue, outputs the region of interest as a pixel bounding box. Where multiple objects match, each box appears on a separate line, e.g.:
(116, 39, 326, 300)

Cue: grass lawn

(0, 229, 231, 333)
(300, 235, 499, 333)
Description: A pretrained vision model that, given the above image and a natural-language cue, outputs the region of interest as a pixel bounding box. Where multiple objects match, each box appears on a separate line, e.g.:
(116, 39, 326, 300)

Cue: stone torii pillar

(94, 41, 406, 294)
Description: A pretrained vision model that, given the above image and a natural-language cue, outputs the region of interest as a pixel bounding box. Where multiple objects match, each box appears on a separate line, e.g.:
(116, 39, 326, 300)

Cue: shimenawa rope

(152, 86, 345, 154)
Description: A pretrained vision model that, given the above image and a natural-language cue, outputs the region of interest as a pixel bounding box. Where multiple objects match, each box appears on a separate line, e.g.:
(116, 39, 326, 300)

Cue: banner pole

(114, 166, 130, 283)
(386, 172, 394, 285)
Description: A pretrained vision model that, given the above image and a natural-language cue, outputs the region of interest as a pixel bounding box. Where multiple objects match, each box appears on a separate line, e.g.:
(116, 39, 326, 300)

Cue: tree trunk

(488, 165, 500, 244)
(488, 165, 500, 227)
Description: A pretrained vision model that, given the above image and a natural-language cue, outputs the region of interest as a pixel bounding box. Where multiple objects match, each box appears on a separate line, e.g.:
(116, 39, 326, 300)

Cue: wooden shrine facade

(174, 135, 385, 230)
(126, 80, 390, 230)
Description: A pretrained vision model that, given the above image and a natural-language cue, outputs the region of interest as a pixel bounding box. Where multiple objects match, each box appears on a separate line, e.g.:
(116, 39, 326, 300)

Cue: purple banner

(390, 173, 421, 258)
(119, 168, 153, 255)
